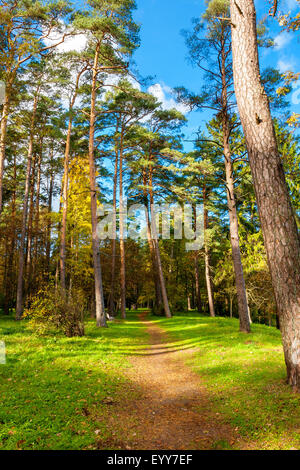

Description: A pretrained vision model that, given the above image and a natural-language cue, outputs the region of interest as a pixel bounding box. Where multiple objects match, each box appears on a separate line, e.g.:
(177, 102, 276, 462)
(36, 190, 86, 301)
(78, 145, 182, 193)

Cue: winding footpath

(97, 313, 243, 450)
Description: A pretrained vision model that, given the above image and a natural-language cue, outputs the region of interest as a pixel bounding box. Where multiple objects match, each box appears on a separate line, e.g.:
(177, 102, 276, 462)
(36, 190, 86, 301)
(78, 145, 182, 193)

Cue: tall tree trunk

(0, 90, 10, 214)
(119, 129, 126, 319)
(223, 145, 250, 331)
(25, 152, 36, 286)
(59, 69, 83, 293)
(203, 189, 215, 318)
(194, 252, 202, 313)
(230, 0, 300, 387)
(68, 235, 74, 297)
(60, 116, 71, 292)
(229, 295, 233, 318)
(108, 144, 119, 316)
(4, 152, 17, 314)
(192, 205, 202, 313)
(46, 147, 54, 275)
(88, 43, 107, 328)
(220, 31, 250, 332)
(245, 290, 252, 324)
(149, 181, 172, 318)
(143, 171, 163, 314)
(32, 151, 41, 278)
(146, 202, 163, 313)
(16, 93, 38, 319)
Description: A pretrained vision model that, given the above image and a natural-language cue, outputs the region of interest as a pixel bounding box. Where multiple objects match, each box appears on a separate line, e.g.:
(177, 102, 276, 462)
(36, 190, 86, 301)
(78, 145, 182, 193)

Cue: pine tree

(230, 0, 300, 389)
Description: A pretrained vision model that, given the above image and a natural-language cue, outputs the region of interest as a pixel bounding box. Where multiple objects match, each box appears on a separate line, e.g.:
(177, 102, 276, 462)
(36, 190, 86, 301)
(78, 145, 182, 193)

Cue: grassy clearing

(1, 310, 299, 450)
(0, 312, 147, 450)
(152, 312, 300, 450)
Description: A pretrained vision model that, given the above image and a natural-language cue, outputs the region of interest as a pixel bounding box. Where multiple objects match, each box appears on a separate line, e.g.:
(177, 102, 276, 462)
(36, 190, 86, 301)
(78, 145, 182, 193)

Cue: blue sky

(131, 0, 300, 149)
(50, 0, 300, 210)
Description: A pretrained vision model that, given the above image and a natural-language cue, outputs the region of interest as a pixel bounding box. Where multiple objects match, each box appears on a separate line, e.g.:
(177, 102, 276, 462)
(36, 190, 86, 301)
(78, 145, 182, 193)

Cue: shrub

(24, 286, 85, 337)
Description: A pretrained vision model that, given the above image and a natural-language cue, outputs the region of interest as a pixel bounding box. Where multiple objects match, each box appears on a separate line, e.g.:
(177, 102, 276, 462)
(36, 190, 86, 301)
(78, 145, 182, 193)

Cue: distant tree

(73, 0, 140, 326)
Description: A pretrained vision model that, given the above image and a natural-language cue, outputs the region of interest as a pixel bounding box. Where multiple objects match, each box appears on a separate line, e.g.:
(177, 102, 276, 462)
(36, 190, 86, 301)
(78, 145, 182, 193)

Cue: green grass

(0, 311, 147, 450)
(151, 312, 300, 450)
(1, 310, 299, 450)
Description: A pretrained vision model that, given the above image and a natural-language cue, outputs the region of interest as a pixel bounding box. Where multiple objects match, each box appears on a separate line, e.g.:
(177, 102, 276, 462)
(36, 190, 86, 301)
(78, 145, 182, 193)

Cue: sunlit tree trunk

(194, 253, 202, 313)
(45, 147, 54, 274)
(0, 88, 10, 214)
(220, 33, 250, 333)
(108, 143, 119, 317)
(230, 0, 300, 387)
(16, 93, 39, 319)
(32, 151, 41, 278)
(192, 205, 202, 313)
(60, 69, 83, 293)
(25, 151, 37, 287)
(203, 188, 215, 318)
(149, 170, 171, 318)
(142, 170, 163, 314)
(4, 153, 17, 314)
(223, 138, 250, 331)
(119, 128, 126, 319)
(88, 42, 107, 328)
(59, 122, 71, 293)
(146, 201, 163, 313)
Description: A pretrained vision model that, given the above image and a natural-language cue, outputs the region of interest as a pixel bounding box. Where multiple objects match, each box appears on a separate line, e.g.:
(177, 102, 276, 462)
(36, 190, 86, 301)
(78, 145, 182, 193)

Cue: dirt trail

(98, 313, 242, 450)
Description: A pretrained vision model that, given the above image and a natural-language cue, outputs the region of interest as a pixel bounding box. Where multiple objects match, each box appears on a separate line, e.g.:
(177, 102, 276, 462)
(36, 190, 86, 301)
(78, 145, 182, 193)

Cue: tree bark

(119, 128, 126, 319)
(223, 146, 250, 331)
(194, 252, 202, 313)
(32, 151, 41, 275)
(108, 144, 119, 317)
(0, 90, 10, 214)
(45, 146, 54, 275)
(59, 123, 71, 292)
(220, 29, 250, 333)
(192, 205, 202, 313)
(60, 69, 83, 293)
(146, 209, 164, 313)
(25, 151, 36, 289)
(143, 170, 163, 314)
(203, 189, 216, 318)
(230, 0, 300, 387)
(88, 43, 107, 328)
(4, 152, 17, 314)
(147, 165, 171, 318)
(16, 93, 38, 319)
(149, 199, 172, 319)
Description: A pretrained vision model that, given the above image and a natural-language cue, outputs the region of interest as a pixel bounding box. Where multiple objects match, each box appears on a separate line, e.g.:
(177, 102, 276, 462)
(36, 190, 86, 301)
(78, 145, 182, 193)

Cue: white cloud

(147, 83, 189, 114)
(42, 22, 88, 53)
(56, 33, 88, 53)
(274, 32, 292, 50)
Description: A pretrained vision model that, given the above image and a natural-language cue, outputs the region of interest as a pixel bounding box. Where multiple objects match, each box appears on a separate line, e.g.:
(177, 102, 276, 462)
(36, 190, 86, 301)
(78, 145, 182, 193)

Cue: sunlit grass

(152, 312, 300, 450)
(1, 310, 299, 450)
(0, 311, 147, 450)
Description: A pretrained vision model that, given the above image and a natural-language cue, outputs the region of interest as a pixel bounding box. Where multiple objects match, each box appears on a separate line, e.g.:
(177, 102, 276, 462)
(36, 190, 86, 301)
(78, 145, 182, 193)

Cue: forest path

(98, 312, 243, 450)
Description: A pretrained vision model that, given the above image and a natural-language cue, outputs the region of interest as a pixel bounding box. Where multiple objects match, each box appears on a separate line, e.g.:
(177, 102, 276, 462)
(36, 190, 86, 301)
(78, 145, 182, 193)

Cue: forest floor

(0, 310, 299, 450)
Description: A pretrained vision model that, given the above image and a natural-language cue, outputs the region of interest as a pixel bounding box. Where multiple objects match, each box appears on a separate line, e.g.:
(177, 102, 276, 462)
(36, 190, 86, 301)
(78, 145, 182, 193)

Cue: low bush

(24, 286, 85, 337)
